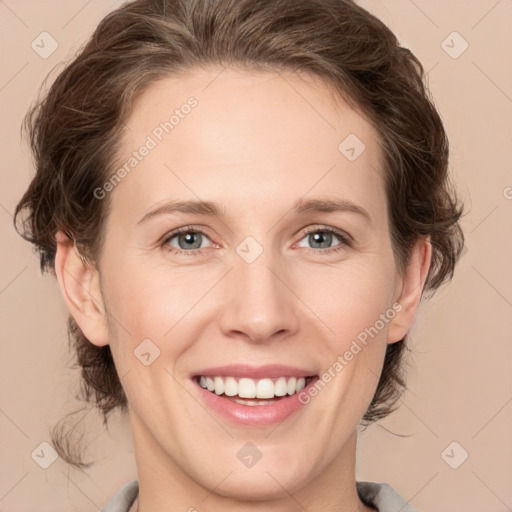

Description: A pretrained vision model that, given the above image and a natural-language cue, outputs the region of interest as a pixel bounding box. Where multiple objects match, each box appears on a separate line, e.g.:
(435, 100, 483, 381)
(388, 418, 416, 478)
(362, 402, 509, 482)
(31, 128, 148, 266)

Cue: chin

(194, 452, 312, 501)
(213, 472, 306, 502)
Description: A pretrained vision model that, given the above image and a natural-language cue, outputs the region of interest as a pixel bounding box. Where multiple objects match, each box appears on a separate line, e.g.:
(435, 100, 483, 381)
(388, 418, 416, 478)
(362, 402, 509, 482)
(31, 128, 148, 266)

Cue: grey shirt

(102, 480, 419, 511)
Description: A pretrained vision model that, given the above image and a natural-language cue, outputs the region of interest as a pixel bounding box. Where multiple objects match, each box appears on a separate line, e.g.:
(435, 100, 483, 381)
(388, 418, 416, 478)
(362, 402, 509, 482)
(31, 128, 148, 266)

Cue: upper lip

(192, 364, 316, 379)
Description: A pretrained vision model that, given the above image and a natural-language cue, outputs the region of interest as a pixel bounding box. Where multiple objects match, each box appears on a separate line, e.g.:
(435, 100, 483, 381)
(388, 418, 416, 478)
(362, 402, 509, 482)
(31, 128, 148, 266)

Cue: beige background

(1, 0, 511, 511)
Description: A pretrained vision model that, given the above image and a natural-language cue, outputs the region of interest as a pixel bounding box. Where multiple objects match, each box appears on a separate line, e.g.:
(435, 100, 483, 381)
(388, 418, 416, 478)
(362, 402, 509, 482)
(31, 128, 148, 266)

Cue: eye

(161, 225, 352, 256)
(162, 226, 214, 255)
(295, 226, 351, 254)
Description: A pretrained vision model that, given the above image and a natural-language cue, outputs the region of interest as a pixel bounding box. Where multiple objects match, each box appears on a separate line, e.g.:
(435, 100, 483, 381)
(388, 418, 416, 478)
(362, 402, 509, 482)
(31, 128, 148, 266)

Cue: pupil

(311, 232, 331, 249)
(180, 232, 201, 250)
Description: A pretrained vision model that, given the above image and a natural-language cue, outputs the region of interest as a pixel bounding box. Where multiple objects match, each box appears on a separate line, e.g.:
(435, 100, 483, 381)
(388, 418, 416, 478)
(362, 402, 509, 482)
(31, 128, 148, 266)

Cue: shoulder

(356, 480, 420, 511)
(102, 480, 139, 512)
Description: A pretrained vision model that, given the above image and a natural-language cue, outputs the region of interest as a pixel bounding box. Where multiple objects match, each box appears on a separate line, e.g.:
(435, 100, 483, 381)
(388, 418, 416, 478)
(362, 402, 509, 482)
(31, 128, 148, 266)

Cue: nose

(216, 252, 300, 345)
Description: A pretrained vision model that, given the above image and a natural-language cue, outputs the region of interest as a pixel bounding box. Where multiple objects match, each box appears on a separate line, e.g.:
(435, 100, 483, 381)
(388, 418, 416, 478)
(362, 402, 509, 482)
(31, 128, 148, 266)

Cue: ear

(54, 230, 109, 347)
(387, 236, 432, 344)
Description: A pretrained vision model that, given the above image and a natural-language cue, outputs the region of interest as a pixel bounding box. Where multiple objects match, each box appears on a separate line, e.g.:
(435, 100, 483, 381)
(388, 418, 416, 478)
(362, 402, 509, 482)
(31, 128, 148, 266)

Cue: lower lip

(193, 377, 318, 427)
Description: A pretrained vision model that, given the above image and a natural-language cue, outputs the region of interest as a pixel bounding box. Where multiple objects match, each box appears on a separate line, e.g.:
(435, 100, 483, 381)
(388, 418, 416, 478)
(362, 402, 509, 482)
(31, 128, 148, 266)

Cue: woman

(14, 0, 464, 510)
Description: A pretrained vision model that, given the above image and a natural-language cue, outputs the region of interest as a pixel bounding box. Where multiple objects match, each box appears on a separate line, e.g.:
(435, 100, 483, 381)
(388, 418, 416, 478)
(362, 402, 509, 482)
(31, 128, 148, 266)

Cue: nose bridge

(218, 246, 298, 343)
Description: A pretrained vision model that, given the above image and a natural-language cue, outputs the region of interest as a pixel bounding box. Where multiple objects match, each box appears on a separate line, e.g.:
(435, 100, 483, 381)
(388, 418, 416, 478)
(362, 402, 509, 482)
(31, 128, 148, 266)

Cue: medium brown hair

(15, 0, 464, 468)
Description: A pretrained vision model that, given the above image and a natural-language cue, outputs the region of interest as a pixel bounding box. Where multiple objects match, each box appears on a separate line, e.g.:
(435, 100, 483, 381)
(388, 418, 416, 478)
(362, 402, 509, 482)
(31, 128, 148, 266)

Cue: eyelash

(161, 225, 352, 256)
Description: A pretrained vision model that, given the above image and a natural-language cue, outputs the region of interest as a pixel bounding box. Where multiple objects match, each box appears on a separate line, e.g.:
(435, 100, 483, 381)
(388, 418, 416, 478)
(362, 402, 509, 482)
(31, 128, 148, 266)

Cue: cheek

(103, 258, 200, 331)
(303, 284, 392, 435)
(306, 258, 397, 333)
(303, 258, 396, 398)
(101, 258, 227, 377)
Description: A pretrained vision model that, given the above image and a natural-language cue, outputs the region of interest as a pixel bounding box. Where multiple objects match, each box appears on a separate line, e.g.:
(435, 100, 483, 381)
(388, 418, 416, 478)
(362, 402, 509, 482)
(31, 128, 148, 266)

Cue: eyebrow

(137, 197, 372, 225)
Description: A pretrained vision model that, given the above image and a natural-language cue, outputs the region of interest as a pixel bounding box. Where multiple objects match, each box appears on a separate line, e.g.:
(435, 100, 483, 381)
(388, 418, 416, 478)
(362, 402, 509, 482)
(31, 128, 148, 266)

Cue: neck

(129, 413, 373, 512)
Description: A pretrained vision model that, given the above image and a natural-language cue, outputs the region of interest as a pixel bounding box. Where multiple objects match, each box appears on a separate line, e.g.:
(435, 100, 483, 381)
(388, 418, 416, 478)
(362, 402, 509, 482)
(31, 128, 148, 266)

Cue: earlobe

(386, 237, 432, 344)
(54, 230, 109, 347)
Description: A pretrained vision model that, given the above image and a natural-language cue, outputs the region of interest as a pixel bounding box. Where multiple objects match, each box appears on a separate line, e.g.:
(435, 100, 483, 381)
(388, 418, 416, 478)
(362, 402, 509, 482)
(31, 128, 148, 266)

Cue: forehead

(107, 66, 386, 227)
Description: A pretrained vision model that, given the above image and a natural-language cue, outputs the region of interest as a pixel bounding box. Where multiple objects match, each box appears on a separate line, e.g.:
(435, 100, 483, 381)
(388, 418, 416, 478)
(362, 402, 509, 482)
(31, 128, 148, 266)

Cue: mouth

(191, 365, 319, 426)
(194, 375, 316, 406)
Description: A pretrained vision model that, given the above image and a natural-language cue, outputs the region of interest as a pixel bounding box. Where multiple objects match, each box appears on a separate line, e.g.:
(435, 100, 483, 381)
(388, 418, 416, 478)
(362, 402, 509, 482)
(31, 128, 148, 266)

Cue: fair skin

(54, 67, 431, 512)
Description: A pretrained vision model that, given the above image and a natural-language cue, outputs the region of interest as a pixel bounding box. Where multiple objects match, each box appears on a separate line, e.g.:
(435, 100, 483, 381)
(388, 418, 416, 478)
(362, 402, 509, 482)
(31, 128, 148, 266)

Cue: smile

(196, 375, 313, 404)
(191, 365, 319, 425)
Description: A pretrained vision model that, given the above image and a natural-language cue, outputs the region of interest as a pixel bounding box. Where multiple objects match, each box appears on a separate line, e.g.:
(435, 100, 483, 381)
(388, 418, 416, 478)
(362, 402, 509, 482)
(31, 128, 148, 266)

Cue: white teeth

(256, 378, 275, 399)
(205, 377, 215, 392)
(197, 375, 312, 399)
(224, 377, 238, 397)
(287, 377, 297, 395)
(213, 376, 224, 395)
(233, 398, 278, 406)
(274, 377, 288, 396)
(238, 378, 256, 398)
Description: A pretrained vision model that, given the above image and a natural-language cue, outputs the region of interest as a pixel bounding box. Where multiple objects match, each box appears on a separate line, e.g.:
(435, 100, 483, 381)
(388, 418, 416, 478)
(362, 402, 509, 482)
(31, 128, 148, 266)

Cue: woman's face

(76, 67, 422, 500)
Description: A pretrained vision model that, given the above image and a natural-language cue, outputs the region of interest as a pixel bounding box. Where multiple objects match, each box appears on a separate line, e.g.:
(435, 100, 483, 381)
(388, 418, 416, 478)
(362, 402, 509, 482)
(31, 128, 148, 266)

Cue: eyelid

(293, 225, 352, 254)
(161, 224, 353, 255)
(297, 225, 353, 245)
(160, 225, 216, 253)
